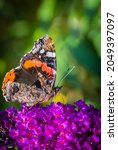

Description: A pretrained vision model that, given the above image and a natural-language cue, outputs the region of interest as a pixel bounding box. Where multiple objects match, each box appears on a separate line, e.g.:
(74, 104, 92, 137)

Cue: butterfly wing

(20, 35, 57, 92)
(2, 35, 58, 106)
(2, 67, 39, 102)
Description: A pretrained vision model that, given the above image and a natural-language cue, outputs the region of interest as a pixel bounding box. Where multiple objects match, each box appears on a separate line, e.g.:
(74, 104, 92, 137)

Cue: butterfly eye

(12, 84, 19, 94)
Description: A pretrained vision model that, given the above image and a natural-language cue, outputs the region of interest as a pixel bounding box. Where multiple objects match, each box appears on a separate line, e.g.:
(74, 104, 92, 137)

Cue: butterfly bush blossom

(0, 100, 101, 150)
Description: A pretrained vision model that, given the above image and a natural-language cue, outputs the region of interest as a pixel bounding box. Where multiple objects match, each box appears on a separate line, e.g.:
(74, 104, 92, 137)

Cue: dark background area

(0, 0, 100, 109)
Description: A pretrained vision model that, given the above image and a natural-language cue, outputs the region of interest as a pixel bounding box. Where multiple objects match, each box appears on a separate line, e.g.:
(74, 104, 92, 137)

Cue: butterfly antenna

(57, 66, 75, 86)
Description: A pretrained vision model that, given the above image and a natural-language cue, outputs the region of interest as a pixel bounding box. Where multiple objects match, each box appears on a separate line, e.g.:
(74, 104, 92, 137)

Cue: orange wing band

(23, 59, 55, 75)
(2, 69, 15, 89)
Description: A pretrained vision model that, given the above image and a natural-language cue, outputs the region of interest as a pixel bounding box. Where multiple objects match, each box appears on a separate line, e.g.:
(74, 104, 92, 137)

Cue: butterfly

(2, 35, 62, 106)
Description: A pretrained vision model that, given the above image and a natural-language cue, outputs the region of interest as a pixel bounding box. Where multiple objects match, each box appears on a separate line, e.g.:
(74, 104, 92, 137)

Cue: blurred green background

(0, 0, 100, 109)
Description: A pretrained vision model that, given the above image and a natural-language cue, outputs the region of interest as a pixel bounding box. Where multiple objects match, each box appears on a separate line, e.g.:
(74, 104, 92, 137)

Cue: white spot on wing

(15, 66, 21, 69)
(46, 52, 56, 58)
(40, 49, 45, 54)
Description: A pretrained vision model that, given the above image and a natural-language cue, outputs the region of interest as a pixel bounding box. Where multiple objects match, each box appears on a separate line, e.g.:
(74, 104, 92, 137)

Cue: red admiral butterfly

(2, 35, 62, 106)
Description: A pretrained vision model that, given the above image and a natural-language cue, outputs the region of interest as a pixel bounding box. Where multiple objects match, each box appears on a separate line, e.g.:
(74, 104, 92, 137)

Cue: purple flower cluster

(0, 100, 101, 150)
